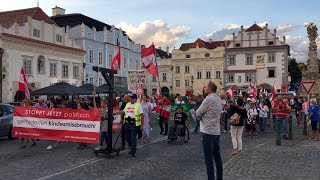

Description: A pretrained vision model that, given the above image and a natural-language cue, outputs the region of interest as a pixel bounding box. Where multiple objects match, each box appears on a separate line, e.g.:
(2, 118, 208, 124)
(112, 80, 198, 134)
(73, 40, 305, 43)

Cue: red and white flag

(226, 86, 234, 98)
(270, 82, 276, 102)
(155, 88, 162, 99)
(19, 67, 30, 99)
(111, 44, 121, 70)
(142, 45, 158, 77)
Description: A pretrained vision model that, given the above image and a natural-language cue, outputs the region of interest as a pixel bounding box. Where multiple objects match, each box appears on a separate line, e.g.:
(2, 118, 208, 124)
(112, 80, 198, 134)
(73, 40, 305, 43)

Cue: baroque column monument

(301, 22, 320, 96)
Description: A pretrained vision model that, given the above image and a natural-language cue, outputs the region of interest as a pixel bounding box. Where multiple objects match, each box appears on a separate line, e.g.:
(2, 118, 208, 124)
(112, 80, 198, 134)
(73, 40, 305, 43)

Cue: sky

(1, 0, 320, 62)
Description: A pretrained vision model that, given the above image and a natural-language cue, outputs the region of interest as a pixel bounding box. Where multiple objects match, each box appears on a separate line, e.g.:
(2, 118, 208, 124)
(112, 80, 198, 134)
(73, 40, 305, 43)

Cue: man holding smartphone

(272, 96, 290, 140)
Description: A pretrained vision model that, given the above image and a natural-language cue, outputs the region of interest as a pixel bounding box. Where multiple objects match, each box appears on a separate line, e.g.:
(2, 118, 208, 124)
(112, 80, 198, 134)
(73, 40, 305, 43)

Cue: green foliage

(288, 58, 302, 83)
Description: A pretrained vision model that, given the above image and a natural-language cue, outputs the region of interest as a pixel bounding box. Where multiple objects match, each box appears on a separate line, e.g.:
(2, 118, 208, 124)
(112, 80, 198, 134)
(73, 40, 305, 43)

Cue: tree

(288, 58, 302, 84)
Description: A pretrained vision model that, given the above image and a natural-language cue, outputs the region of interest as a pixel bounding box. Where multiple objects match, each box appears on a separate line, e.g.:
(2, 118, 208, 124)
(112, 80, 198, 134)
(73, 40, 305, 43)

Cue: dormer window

(268, 41, 274, 45)
(33, 28, 40, 38)
(56, 34, 62, 43)
(205, 53, 210, 57)
(235, 43, 240, 47)
(186, 54, 191, 58)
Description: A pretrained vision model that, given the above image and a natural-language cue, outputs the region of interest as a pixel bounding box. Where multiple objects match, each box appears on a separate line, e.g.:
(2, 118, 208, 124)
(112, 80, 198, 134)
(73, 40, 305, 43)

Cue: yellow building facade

(171, 39, 227, 96)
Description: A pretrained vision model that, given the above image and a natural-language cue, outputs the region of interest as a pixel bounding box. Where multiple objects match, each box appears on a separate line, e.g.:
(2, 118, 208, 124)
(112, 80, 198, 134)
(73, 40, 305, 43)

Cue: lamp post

(190, 75, 194, 93)
(0, 48, 4, 103)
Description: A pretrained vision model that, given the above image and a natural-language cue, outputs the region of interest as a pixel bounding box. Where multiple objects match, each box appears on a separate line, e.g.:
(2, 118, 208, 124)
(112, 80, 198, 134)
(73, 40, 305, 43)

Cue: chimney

(166, 46, 169, 55)
(209, 39, 212, 43)
(52, 6, 65, 16)
(283, 36, 286, 44)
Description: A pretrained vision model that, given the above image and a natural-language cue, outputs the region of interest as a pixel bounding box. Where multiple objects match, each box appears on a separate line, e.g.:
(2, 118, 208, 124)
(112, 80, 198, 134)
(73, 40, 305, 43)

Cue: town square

(0, 0, 320, 180)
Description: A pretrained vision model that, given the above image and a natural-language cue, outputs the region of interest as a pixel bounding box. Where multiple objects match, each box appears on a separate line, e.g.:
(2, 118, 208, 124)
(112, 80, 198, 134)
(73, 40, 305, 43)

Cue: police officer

(123, 94, 144, 158)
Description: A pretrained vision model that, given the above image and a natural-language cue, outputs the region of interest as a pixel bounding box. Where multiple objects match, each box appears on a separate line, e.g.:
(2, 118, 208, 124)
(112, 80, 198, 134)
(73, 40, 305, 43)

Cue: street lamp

(0, 48, 4, 103)
(190, 75, 194, 93)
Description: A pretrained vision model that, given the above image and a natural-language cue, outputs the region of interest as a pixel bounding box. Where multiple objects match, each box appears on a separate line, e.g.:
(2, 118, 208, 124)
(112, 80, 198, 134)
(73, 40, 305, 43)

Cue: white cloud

(117, 20, 191, 50)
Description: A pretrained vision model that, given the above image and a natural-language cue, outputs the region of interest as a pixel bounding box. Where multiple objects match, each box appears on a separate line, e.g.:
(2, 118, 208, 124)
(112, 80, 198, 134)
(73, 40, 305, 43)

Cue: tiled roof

(0, 7, 57, 28)
(179, 38, 227, 51)
(156, 48, 171, 59)
(245, 24, 263, 32)
(1, 33, 85, 53)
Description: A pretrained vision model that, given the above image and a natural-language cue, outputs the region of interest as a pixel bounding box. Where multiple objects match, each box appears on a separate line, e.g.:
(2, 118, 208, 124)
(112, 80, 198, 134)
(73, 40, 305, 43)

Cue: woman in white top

(247, 99, 258, 136)
(150, 97, 157, 131)
(258, 101, 269, 133)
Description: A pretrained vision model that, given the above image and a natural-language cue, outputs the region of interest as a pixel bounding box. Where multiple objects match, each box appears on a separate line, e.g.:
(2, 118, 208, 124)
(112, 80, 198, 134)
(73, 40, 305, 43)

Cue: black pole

(0, 48, 4, 103)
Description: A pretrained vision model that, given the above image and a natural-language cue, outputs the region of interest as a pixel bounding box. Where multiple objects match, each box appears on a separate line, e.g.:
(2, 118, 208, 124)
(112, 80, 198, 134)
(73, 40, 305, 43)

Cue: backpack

(230, 113, 241, 125)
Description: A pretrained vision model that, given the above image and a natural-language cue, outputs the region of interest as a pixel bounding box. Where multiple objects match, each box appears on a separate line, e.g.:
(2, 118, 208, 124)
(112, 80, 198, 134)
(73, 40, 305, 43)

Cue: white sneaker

(95, 146, 103, 150)
(46, 145, 53, 150)
(223, 130, 227, 133)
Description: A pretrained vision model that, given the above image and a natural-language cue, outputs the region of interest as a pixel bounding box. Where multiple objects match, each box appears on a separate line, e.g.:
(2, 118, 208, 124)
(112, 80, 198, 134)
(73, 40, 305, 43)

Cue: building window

(89, 49, 94, 64)
(197, 71, 202, 79)
(185, 65, 190, 73)
(98, 51, 103, 65)
(206, 71, 211, 79)
(152, 88, 157, 95)
(98, 78, 103, 86)
(268, 68, 275, 78)
(235, 43, 240, 47)
(228, 56, 236, 66)
(162, 73, 167, 81)
(215, 71, 221, 79)
(24, 60, 32, 75)
(136, 60, 139, 70)
(245, 73, 254, 82)
(108, 53, 113, 67)
(89, 77, 94, 84)
(33, 28, 40, 37)
(226, 74, 234, 82)
(238, 76, 241, 83)
(50, 63, 57, 77)
(246, 55, 253, 65)
(176, 80, 180, 87)
(268, 41, 274, 45)
(87, 33, 91, 39)
(152, 75, 157, 82)
(56, 34, 62, 43)
(73, 66, 79, 78)
(186, 54, 191, 58)
(268, 52, 276, 63)
(175, 66, 180, 73)
(185, 80, 190, 87)
(205, 53, 210, 57)
(37, 55, 45, 74)
(62, 64, 69, 78)
(123, 57, 127, 68)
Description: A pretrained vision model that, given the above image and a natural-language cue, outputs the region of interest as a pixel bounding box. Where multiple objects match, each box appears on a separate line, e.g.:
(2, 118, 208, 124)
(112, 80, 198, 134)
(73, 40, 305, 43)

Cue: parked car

(0, 104, 15, 139)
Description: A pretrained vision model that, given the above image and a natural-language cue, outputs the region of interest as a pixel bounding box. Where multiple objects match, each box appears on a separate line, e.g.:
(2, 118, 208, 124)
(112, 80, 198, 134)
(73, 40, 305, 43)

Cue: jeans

(259, 117, 267, 133)
(230, 126, 244, 150)
(194, 119, 200, 133)
(121, 124, 126, 147)
(202, 133, 223, 180)
(125, 123, 137, 156)
(99, 132, 107, 146)
(275, 117, 288, 135)
(224, 113, 229, 131)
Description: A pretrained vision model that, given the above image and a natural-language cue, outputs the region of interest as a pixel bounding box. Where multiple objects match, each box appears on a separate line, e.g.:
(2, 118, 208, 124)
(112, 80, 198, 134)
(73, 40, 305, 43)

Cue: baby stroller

(167, 124, 190, 144)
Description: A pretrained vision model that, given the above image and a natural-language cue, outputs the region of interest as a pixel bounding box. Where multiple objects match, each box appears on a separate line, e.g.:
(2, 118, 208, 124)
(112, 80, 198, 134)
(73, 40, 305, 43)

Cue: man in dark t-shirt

(171, 106, 190, 137)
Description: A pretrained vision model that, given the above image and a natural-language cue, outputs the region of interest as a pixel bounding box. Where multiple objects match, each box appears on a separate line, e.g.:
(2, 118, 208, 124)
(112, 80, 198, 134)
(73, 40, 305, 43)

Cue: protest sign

(127, 70, 146, 84)
(13, 107, 101, 144)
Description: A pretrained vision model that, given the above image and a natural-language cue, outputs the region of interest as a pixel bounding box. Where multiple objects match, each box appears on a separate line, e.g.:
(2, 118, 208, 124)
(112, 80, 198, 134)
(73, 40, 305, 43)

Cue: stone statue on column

(306, 22, 319, 73)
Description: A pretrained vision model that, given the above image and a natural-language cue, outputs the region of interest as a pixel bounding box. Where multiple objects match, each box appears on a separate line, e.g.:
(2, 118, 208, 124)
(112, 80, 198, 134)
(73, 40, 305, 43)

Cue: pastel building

(0, 7, 85, 102)
(224, 23, 290, 94)
(51, 7, 141, 90)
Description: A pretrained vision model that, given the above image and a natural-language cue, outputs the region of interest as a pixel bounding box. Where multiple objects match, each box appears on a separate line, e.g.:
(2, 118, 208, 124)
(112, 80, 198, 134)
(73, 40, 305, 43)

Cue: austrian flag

(226, 86, 234, 98)
(111, 44, 121, 70)
(18, 67, 30, 99)
(142, 45, 158, 77)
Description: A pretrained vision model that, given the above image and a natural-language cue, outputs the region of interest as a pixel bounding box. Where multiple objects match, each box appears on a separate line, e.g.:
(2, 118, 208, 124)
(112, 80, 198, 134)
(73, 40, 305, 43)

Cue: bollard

(303, 114, 308, 136)
(288, 115, 293, 140)
(275, 118, 281, 146)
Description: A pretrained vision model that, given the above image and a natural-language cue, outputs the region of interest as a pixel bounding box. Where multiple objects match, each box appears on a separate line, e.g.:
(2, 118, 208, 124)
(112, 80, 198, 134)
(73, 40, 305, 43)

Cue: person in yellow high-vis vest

(122, 94, 144, 158)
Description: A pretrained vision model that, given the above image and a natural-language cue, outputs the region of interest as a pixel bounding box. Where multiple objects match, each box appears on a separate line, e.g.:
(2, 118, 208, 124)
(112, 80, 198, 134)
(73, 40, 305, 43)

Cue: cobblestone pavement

(0, 115, 319, 180)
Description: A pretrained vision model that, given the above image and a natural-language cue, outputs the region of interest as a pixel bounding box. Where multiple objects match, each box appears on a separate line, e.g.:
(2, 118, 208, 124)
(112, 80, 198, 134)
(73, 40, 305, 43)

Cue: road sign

(301, 81, 315, 94)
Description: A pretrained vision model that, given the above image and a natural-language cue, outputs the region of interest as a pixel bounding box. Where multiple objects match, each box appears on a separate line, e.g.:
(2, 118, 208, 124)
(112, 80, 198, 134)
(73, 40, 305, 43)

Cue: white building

(224, 23, 290, 94)
(0, 7, 85, 102)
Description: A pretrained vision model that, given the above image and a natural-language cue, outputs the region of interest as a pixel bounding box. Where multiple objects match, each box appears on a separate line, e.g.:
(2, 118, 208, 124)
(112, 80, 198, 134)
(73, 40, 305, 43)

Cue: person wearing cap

(158, 94, 171, 135)
(308, 98, 319, 141)
(120, 94, 144, 157)
(271, 95, 290, 140)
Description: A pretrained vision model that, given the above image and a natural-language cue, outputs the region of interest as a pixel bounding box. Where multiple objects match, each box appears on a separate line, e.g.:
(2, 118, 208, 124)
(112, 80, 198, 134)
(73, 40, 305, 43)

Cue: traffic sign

(301, 81, 315, 94)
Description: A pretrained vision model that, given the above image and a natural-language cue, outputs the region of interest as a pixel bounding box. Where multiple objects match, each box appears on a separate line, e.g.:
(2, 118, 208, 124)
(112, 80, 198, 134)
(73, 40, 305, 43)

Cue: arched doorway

(161, 86, 170, 96)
